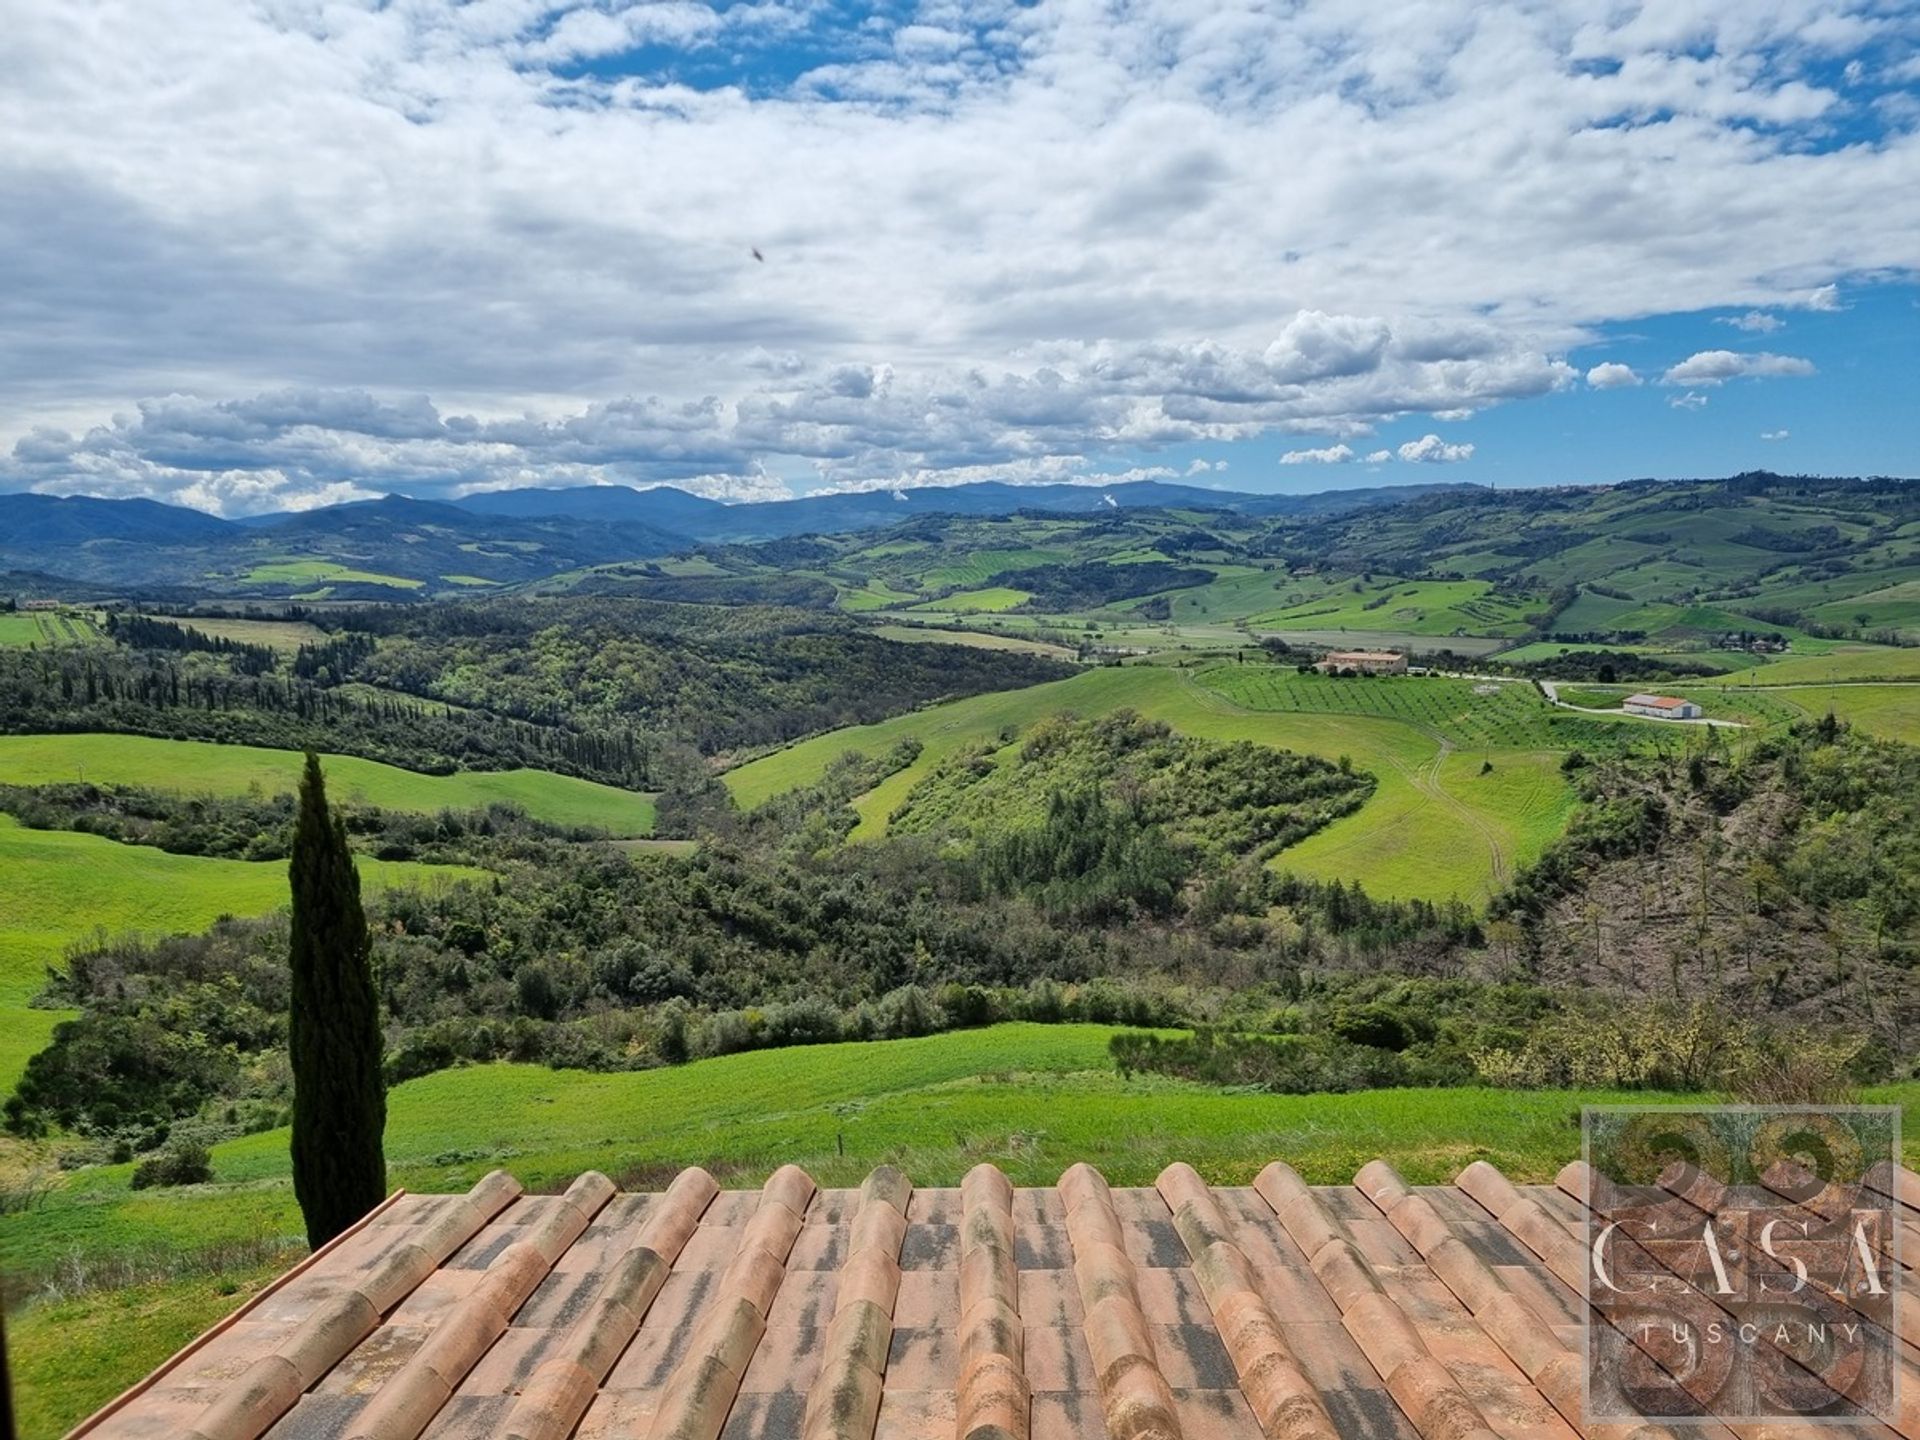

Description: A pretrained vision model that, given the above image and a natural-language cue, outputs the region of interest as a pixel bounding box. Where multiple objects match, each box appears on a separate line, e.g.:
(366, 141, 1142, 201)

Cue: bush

(130, 1141, 213, 1190)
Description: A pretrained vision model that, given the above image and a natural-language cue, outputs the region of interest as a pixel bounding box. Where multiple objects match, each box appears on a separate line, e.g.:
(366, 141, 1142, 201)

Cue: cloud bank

(1, 1, 1913, 511)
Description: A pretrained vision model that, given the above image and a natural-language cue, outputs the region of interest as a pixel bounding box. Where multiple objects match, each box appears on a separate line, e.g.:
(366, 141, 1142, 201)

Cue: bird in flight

(751, 247, 764, 262)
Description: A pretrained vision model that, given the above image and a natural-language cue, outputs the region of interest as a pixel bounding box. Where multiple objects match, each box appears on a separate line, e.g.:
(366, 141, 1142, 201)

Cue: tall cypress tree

(289, 751, 386, 1248)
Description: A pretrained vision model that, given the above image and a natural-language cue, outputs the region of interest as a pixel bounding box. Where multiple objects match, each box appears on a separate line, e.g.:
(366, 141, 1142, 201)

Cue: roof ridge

(799, 1166, 912, 1440)
(642, 1163, 816, 1440)
(1256, 1161, 1502, 1440)
(1061, 1161, 1183, 1440)
(1155, 1162, 1339, 1440)
(956, 1163, 1027, 1440)
(182, 1169, 522, 1440)
(344, 1170, 617, 1440)
(502, 1166, 720, 1440)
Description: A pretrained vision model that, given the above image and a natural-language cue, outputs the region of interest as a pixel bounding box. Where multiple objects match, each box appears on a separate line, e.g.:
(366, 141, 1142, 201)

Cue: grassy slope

(1745, 684, 1920, 745)
(0, 734, 657, 836)
(869, 624, 1076, 659)
(1697, 645, 1920, 685)
(724, 666, 1575, 900)
(10, 1021, 1920, 1437)
(241, 560, 423, 590)
(0, 816, 478, 1093)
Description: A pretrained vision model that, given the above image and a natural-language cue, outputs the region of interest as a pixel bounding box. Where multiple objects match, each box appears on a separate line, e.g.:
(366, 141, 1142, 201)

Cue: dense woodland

(0, 601, 1070, 792)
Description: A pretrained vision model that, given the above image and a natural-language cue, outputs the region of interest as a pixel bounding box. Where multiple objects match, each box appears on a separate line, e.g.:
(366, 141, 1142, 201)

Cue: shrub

(130, 1141, 213, 1190)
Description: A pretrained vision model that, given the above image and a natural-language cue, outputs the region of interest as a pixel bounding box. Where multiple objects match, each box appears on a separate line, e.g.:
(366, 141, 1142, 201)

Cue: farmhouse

(1622, 693, 1703, 720)
(1317, 648, 1407, 674)
(62, 1153, 1754, 1440)
(20, 598, 61, 611)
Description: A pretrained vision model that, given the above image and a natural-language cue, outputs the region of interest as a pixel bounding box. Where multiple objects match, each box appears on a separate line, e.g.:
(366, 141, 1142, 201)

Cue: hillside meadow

(726, 665, 1586, 900)
(0, 734, 658, 836)
(0, 816, 480, 1092)
(9, 1020, 1920, 1439)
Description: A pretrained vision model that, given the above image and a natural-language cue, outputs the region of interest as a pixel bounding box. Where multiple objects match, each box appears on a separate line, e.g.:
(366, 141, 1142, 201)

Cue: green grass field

(0, 735, 657, 836)
(870, 624, 1076, 658)
(146, 616, 327, 651)
(1741, 684, 1920, 745)
(916, 547, 1068, 590)
(0, 815, 478, 1093)
(1697, 645, 1920, 685)
(1247, 577, 1538, 637)
(240, 560, 424, 590)
(909, 586, 1031, 613)
(9, 1020, 1920, 1438)
(0, 611, 105, 649)
(724, 665, 1578, 900)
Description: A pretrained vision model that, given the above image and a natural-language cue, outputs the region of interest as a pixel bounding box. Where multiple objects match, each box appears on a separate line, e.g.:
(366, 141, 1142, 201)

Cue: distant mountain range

(0, 479, 1465, 598)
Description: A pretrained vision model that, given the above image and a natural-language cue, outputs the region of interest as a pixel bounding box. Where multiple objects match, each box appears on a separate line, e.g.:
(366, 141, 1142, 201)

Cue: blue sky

(0, 1, 1916, 513)
(1150, 283, 1920, 491)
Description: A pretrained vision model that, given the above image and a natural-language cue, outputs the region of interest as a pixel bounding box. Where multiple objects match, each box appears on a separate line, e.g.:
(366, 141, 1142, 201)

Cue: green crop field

(870, 624, 1076, 658)
(909, 586, 1031, 613)
(1698, 644, 1920, 686)
(240, 560, 424, 590)
(1246, 577, 1538, 637)
(0, 614, 50, 648)
(147, 615, 328, 651)
(0, 611, 105, 649)
(916, 547, 1068, 590)
(1166, 567, 1291, 624)
(0, 735, 658, 836)
(9, 1019, 1920, 1438)
(1198, 668, 1638, 751)
(837, 579, 919, 612)
(0, 815, 478, 1093)
(1738, 684, 1920, 745)
(724, 665, 1582, 900)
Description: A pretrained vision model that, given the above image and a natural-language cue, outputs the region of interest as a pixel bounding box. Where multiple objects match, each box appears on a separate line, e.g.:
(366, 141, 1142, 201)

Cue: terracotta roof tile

(67, 1160, 1920, 1440)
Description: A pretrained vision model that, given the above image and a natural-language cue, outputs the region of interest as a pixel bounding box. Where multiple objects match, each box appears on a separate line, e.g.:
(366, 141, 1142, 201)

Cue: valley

(3, 470, 1919, 1437)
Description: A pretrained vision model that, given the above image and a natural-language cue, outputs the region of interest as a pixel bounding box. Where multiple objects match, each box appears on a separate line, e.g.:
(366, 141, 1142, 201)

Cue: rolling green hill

(725, 665, 1587, 900)
(0, 735, 659, 836)
(0, 815, 478, 1092)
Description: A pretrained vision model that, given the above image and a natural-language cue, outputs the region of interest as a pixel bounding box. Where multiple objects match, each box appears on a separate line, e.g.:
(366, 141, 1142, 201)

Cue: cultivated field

(0, 611, 106, 649)
(0, 735, 658, 836)
(240, 559, 424, 591)
(146, 615, 328, 651)
(1244, 576, 1539, 636)
(909, 585, 1031, 613)
(9, 1019, 1920, 1437)
(869, 623, 1077, 658)
(1697, 644, 1920, 685)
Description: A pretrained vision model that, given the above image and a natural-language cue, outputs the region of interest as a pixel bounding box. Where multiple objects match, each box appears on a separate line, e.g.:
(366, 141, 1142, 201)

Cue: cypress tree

(288, 751, 386, 1248)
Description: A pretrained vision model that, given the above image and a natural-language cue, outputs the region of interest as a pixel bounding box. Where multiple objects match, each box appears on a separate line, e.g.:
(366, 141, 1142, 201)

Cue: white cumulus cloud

(0, 1, 1899, 509)
(1718, 311, 1785, 333)
(1279, 444, 1356, 465)
(1662, 351, 1817, 385)
(1397, 434, 1475, 464)
(1586, 363, 1642, 389)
